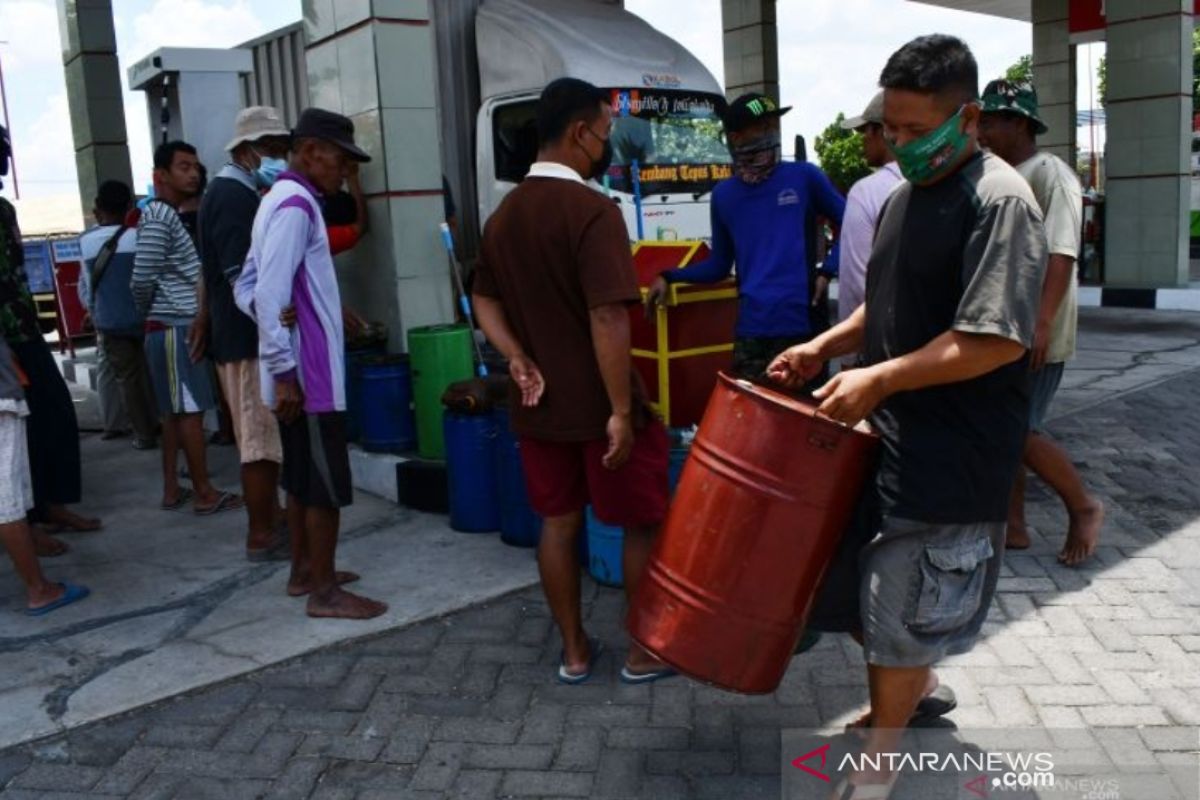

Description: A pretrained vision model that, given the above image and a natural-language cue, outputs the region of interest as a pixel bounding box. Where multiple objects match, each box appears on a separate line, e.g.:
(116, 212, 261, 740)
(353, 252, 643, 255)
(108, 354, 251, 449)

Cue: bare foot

(1006, 522, 1032, 550)
(287, 571, 361, 597)
(306, 587, 388, 619)
(33, 529, 69, 557)
(1059, 498, 1104, 567)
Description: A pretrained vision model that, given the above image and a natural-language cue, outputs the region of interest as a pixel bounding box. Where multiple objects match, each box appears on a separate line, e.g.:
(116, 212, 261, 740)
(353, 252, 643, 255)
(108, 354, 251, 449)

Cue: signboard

(1070, 0, 1200, 42)
(50, 239, 82, 262)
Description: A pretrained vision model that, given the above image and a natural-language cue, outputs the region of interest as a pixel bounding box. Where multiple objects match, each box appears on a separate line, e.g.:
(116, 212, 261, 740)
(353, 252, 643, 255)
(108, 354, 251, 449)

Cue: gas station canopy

(910, 0, 1030, 21)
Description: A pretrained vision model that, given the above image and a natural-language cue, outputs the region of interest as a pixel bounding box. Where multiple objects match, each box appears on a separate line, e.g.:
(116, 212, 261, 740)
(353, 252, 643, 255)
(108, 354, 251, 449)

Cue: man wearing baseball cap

(235, 107, 384, 619)
(197, 106, 292, 562)
(645, 92, 845, 380)
(835, 91, 903, 340)
(978, 79, 1104, 566)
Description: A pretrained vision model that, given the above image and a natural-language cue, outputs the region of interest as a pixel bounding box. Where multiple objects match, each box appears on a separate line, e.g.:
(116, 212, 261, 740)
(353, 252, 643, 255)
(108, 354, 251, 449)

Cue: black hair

(153, 140, 197, 171)
(879, 34, 979, 105)
(95, 180, 132, 216)
(536, 77, 608, 146)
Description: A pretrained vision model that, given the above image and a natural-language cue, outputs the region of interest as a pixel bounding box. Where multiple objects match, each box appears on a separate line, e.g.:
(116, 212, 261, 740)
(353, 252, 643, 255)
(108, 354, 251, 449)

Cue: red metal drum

(629, 373, 879, 694)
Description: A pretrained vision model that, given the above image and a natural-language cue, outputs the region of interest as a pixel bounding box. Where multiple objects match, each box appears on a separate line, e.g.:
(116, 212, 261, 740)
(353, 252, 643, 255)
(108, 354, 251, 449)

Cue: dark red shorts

(520, 419, 669, 527)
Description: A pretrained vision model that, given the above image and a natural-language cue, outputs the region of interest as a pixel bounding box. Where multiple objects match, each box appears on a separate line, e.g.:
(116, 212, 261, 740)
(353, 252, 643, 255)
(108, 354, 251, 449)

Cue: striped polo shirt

(131, 199, 201, 325)
(236, 171, 345, 414)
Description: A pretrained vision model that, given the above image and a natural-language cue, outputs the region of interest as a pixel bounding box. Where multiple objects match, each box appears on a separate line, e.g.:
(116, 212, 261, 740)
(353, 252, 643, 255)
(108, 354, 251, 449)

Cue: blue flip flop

(25, 583, 90, 617)
(557, 638, 604, 685)
(619, 664, 678, 685)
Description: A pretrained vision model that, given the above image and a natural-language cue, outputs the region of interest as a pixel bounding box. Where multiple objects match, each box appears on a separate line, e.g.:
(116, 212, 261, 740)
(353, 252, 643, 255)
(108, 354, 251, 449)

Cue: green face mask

(888, 105, 973, 185)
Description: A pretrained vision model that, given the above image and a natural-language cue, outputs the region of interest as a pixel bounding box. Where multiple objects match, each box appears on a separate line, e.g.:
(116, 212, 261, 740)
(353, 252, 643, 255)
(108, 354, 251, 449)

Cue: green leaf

(1005, 55, 1033, 84)
(813, 113, 870, 194)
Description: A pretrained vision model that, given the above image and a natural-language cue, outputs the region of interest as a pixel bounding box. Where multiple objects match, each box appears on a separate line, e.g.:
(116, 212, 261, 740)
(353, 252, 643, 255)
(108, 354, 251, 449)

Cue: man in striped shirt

(132, 140, 243, 516)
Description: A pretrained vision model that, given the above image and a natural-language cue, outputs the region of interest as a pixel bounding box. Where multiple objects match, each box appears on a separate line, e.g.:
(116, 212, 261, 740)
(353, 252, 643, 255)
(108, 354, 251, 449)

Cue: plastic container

(444, 412, 501, 533)
(493, 408, 541, 548)
(358, 355, 416, 453)
(408, 324, 475, 459)
(586, 507, 624, 587)
(629, 373, 879, 693)
(344, 344, 385, 442)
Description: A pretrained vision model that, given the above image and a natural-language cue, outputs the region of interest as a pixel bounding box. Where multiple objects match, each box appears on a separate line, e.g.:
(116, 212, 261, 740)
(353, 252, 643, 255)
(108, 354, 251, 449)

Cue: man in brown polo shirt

(472, 77, 674, 685)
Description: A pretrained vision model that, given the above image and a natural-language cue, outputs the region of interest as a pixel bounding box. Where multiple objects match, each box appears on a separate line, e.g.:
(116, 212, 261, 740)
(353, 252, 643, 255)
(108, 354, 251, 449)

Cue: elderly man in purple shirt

(837, 92, 904, 354)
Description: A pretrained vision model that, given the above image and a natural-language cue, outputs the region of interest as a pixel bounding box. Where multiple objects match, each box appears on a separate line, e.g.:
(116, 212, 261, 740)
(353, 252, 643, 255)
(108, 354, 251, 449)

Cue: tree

(814, 113, 870, 193)
(1194, 26, 1199, 113)
(1006, 54, 1033, 84)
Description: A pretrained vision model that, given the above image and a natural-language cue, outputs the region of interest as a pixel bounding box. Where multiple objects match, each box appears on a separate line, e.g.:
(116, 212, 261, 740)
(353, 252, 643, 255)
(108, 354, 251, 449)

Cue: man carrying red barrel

(769, 35, 1046, 799)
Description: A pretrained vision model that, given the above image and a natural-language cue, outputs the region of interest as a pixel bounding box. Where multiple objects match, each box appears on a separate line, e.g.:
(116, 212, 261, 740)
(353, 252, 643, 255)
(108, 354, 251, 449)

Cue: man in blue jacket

(646, 93, 846, 380)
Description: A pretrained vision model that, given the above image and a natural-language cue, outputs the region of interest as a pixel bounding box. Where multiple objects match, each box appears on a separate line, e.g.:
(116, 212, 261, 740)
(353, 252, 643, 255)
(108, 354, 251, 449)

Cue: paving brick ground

(2, 368, 1200, 798)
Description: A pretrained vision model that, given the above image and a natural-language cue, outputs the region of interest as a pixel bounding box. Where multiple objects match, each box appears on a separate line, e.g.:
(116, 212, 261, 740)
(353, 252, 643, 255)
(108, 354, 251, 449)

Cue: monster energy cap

(981, 78, 1049, 135)
(722, 92, 792, 133)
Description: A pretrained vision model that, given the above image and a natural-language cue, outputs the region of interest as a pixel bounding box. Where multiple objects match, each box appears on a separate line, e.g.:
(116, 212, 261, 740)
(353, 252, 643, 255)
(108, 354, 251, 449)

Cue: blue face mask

(253, 156, 288, 189)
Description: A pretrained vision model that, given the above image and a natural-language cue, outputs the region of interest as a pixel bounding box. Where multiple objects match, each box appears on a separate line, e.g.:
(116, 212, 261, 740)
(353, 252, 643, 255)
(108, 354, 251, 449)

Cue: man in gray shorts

(978, 77, 1104, 566)
(769, 34, 1046, 798)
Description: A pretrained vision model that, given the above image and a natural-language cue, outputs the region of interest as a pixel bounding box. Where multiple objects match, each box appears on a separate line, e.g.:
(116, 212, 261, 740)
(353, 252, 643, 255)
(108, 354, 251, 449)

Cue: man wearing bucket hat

(236, 108, 386, 620)
(645, 92, 845, 381)
(979, 78, 1104, 566)
(198, 106, 292, 562)
(836, 91, 903, 344)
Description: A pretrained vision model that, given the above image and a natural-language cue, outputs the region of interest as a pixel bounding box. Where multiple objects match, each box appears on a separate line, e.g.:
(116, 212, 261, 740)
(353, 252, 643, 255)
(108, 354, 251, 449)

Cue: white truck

(436, 0, 730, 255)
(235, 1, 728, 255)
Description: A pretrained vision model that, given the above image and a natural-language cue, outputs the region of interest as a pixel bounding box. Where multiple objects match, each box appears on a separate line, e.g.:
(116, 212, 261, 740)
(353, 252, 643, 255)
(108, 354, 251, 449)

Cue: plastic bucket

(586, 507, 624, 587)
(408, 324, 475, 459)
(359, 355, 416, 453)
(444, 412, 500, 533)
(493, 408, 541, 547)
(345, 344, 385, 442)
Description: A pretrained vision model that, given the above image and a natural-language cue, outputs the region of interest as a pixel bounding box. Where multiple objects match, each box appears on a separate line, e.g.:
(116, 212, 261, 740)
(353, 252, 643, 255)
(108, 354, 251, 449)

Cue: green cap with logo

(981, 78, 1049, 135)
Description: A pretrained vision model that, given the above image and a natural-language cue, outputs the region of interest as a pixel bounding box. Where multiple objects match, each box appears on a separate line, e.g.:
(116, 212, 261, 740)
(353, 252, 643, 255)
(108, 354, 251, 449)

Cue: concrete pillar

(56, 0, 133, 226)
(721, 0, 779, 102)
(304, 0, 454, 352)
(1103, 0, 1192, 289)
(1031, 0, 1076, 164)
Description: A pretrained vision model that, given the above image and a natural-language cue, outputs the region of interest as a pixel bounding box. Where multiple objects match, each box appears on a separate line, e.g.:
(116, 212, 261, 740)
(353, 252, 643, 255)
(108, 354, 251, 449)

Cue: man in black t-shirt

(197, 107, 292, 562)
(769, 36, 1046, 797)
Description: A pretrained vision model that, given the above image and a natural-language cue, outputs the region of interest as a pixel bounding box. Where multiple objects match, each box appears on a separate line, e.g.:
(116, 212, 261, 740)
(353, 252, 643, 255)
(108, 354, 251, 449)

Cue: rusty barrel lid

(715, 372, 879, 441)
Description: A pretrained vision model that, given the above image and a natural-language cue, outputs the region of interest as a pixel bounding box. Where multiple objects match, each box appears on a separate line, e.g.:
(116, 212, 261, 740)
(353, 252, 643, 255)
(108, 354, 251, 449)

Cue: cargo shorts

(810, 501, 1005, 668)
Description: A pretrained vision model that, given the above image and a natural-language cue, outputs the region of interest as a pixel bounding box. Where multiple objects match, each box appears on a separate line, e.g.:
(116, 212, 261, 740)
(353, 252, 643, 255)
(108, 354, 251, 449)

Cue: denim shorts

(1028, 362, 1065, 432)
(810, 508, 1005, 668)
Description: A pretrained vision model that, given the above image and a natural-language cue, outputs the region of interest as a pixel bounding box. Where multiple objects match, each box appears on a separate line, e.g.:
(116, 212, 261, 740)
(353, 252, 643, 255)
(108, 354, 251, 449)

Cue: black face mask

(582, 127, 613, 181)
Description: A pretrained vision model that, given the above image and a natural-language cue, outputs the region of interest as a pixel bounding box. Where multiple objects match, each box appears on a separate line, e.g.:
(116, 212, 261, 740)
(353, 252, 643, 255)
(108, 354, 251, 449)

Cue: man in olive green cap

(978, 78, 1104, 567)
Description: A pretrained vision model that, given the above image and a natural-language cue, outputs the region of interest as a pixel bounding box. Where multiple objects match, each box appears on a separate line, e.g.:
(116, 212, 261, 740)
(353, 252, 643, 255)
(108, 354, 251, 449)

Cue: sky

(0, 0, 1103, 230)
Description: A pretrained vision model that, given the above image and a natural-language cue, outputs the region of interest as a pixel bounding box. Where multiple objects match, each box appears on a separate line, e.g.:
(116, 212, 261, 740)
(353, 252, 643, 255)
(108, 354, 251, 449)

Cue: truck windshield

(602, 89, 732, 196)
